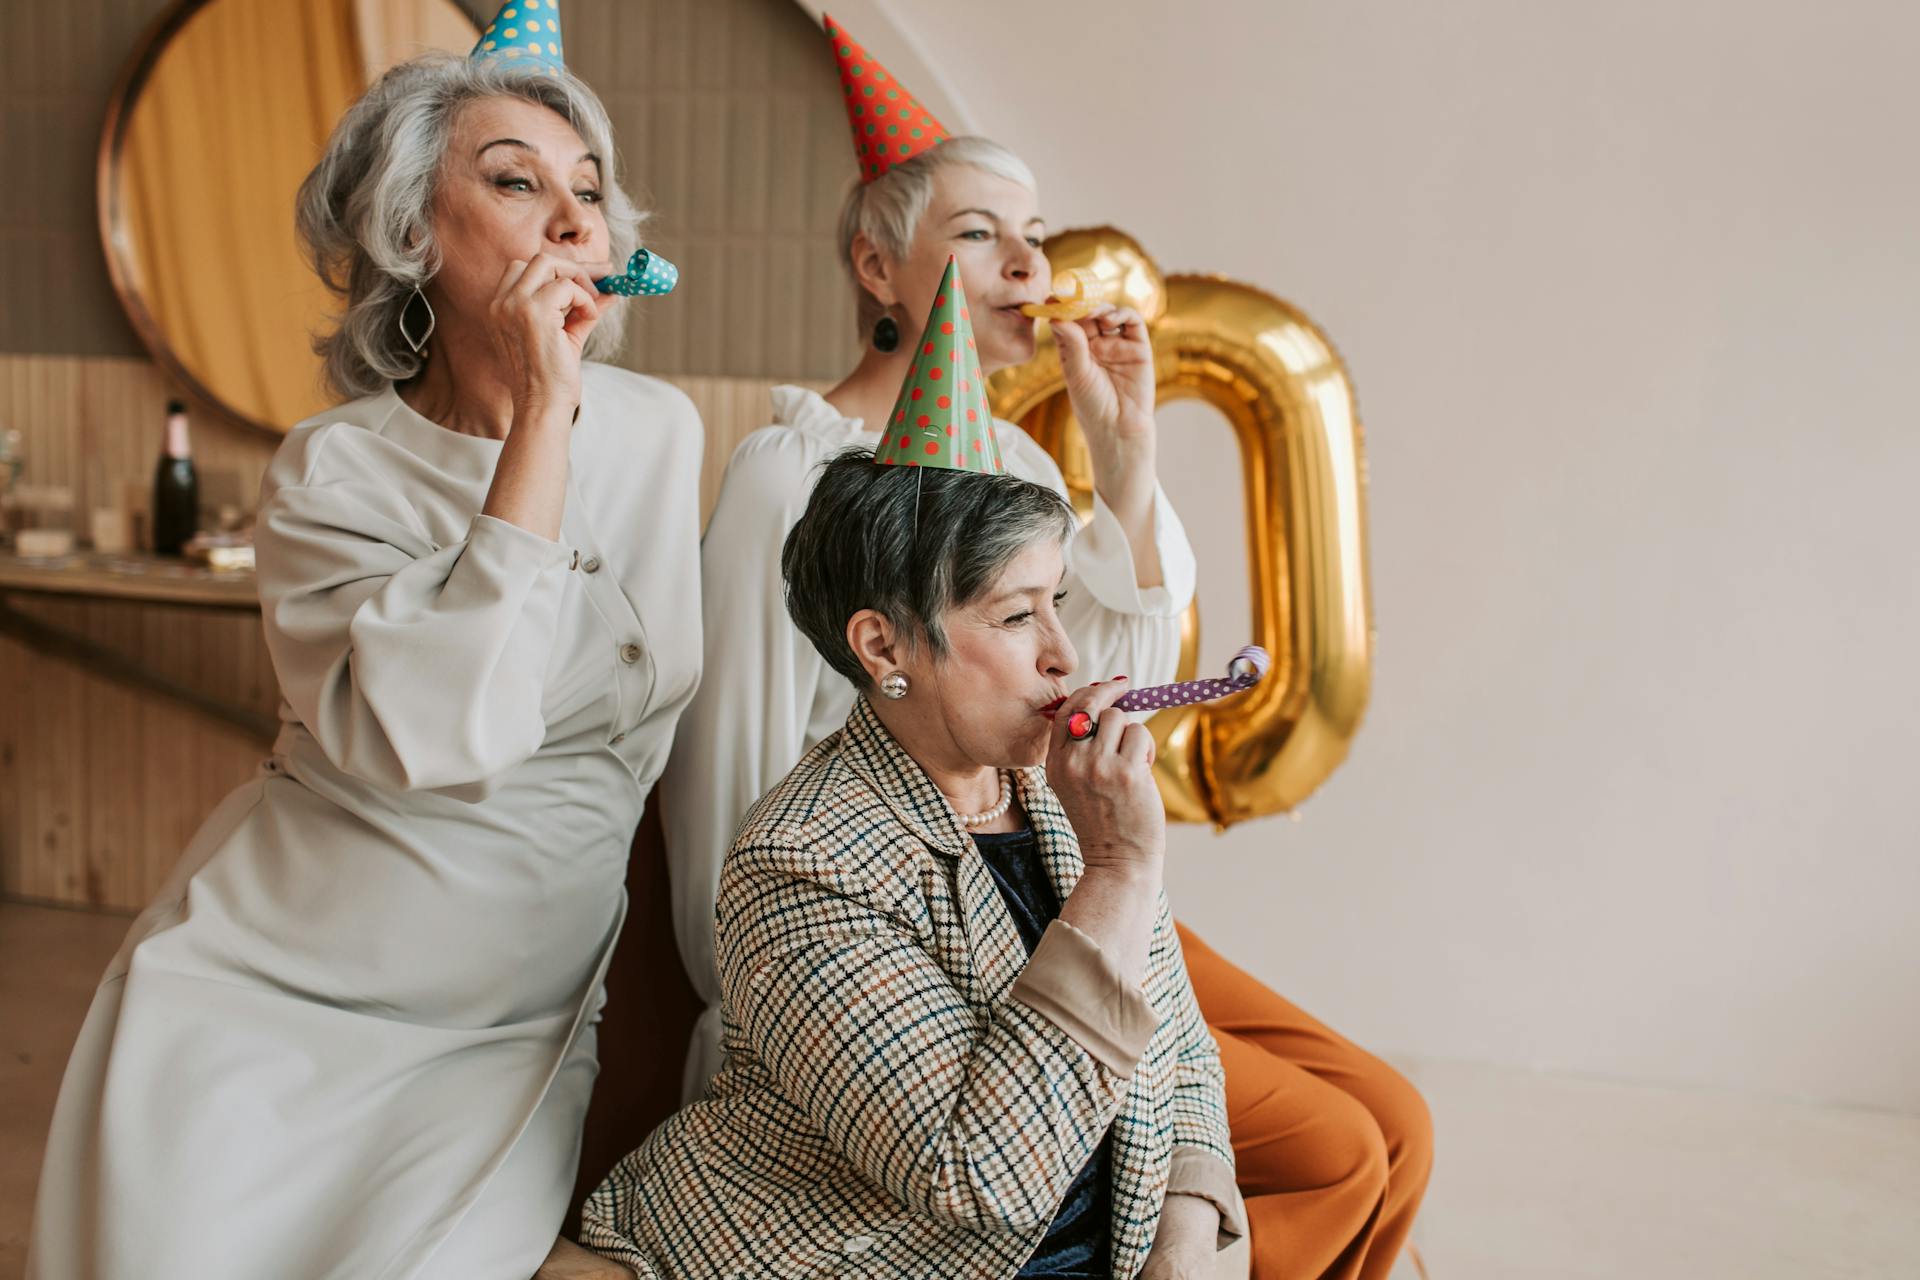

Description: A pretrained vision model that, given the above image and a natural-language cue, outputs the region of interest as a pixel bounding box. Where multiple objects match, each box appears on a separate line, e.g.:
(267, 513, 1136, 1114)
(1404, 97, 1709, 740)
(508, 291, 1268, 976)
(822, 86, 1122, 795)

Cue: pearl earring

(879, 671, 910, 700)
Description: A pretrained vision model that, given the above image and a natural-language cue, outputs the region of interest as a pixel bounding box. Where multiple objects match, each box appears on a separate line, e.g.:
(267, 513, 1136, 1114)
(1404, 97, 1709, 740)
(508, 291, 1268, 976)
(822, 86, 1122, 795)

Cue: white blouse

(29, 363, 704, 1280)
(659, 385, 1197, 1097)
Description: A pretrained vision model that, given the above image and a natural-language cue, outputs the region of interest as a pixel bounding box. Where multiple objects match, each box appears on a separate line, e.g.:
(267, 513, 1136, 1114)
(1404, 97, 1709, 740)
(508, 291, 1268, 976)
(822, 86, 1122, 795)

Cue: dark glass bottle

(152, 398, 199, 556)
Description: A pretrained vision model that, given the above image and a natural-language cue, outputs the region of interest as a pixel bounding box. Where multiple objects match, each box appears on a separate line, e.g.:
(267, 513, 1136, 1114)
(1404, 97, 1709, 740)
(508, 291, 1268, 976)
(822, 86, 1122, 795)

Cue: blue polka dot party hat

(472, 0, 566, 76)
(873, 258, 1002, 473)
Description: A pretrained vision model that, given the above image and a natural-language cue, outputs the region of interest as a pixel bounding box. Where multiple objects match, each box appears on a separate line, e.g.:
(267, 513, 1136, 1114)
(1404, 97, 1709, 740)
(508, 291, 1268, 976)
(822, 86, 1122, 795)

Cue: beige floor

(1393, 1058, 1920, 1279)
(4, 901, 1916, 1280)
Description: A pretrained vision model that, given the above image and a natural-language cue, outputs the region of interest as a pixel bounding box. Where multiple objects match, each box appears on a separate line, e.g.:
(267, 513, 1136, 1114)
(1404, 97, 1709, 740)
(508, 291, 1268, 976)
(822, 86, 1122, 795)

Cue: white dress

(28, 364, 704, 1280)
(659, 385, 1197, 1098)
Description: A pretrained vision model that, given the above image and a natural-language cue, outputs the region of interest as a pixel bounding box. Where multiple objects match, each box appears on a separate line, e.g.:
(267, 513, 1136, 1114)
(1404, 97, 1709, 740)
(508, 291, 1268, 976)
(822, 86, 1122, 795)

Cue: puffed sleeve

(998, 424, 1199, 689)
(658, 426, 836, 1088)
(255, 431, 572, 799)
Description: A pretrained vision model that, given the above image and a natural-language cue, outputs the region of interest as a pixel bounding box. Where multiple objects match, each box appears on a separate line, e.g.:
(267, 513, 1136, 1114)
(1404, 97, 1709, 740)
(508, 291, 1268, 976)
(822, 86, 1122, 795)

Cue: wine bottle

(152, 398, 199, 556)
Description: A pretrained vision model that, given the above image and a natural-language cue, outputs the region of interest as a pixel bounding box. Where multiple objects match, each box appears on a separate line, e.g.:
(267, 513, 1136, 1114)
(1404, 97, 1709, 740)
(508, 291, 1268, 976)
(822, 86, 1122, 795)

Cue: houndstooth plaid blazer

(582, 696, 1242, 1278)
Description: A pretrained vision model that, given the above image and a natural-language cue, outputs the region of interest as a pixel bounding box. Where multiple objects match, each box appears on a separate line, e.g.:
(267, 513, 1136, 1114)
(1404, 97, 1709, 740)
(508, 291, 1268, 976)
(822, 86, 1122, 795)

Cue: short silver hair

(782, 448, 1076, 692)
(296, 53, 647, 400)
(836, 136, 1037, 338)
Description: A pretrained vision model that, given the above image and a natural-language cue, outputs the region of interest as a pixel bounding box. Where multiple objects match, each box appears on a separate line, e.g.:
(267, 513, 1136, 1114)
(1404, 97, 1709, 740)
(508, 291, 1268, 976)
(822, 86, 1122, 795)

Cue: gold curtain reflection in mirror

(110, 0, 475, 434)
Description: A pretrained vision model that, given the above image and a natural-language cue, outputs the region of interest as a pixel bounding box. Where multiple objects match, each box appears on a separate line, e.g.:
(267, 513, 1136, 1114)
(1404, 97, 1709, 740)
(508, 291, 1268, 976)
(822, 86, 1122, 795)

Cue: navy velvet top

(971, 827, 1114, 1279)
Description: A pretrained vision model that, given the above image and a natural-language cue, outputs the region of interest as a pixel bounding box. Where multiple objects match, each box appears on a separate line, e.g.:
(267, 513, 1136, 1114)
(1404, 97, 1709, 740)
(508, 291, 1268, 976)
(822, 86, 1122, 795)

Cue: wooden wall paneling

(136, 692, 200, 911)
(0, 630, 23, 899)
(664, 373, 832, 524)
(2, 355, 83, 516)
(0, 631, 34, 899)
(1, 586, 276, 911)
(82, 627, 145, 908)
(25, 624, 88, 904)
(9, 628, 50, 901)
(3, 592, 273, 713)
(561, 0, 860, 383)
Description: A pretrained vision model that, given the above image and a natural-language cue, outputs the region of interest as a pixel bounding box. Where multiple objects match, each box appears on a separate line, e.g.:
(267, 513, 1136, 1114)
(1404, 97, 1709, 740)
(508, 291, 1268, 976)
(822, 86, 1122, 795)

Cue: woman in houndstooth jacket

(582, 452, 1249, 1279)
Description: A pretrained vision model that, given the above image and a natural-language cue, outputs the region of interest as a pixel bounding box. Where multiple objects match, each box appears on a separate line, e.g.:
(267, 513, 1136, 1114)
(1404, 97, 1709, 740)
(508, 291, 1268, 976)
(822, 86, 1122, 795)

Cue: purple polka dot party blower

(1045, 646, 1271, 738)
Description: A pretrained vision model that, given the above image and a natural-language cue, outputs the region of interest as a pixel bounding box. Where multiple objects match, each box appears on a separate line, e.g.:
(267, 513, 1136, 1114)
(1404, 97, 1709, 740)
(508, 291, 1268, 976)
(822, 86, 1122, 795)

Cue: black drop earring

(872, 315, 900, 353)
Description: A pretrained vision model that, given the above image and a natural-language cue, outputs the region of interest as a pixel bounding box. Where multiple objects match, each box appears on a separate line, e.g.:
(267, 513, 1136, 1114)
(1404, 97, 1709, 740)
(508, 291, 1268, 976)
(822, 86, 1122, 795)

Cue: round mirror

(100, 0, 477, 436)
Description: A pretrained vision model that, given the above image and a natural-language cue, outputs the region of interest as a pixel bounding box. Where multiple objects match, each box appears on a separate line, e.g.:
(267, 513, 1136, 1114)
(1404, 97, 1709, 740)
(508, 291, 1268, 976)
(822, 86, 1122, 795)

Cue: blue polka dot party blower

(470, 4, 681, 298)
(595, 248, 679, 297)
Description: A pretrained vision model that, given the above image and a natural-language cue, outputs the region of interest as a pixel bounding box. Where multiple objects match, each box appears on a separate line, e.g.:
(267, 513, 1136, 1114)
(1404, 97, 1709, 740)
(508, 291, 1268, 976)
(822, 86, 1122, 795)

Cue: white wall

(874, 0, 1920, 1112)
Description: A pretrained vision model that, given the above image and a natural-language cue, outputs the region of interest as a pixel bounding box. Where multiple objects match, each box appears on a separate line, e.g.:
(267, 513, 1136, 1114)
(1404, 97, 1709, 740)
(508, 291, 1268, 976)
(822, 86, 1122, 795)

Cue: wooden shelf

(0, 550, 257, 610)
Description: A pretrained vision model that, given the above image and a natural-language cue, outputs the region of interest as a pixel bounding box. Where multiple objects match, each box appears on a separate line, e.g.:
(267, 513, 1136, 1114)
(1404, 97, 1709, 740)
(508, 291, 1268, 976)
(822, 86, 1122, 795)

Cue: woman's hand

(1139, 1193, 1225, 1280)
(1049, 677, 1164, 985)
(1050, 305, 1158, 525)
(530, 1236, 637, 1279)
(489, 252, 617, 419)
(478, 251, 612, 538)
(1045, 677, 1165, 879)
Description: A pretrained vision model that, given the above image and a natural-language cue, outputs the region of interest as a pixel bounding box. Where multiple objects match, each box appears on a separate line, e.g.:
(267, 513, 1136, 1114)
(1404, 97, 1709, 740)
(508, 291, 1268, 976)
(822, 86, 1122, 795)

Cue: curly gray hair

(296, 53, 647, 399)
(837, 136, 1037, 339)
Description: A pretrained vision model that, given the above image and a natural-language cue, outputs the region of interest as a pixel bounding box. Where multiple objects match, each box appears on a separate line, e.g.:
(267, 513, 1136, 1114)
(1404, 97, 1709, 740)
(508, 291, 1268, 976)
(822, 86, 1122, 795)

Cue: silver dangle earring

(399, 285, 436, 356)
(879, 671, 910, 700)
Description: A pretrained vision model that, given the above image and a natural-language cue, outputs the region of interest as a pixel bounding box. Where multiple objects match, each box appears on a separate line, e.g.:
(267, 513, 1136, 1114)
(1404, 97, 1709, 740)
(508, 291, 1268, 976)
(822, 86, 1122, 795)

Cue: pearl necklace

(952, 770, 1014, 829)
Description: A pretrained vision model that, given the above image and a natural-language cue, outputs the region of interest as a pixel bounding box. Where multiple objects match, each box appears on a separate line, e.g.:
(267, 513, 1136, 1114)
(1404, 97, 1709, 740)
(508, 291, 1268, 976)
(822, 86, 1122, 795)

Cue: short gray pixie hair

(296, 53, 646, 400)
(837, 136, 1037, 338)
(782, 449, 1076, 691)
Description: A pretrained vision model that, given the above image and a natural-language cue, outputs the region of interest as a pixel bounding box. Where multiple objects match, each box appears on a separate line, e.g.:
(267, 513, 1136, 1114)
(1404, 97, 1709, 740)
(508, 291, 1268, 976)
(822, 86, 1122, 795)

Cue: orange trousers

(1178, 923, 1433, 1280)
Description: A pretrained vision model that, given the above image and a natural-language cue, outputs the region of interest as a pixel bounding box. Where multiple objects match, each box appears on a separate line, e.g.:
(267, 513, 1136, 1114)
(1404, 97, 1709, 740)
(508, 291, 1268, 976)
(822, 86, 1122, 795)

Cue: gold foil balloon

(989, 229, 1373, 827)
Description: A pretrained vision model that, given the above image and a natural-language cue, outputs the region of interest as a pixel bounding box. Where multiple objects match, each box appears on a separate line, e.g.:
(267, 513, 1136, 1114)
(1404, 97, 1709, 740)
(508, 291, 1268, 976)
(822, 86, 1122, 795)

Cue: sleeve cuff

(467, 513, 573, 572)
(1010, 919, 1161, 1076)
(1168, 1145, 1248, 1246)
(1071, 487, 1198, 617)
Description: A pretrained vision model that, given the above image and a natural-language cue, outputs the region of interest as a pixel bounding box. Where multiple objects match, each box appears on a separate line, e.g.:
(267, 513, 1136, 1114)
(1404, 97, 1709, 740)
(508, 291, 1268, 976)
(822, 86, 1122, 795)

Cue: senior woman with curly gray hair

(27, 31, 701, 1280)
(582, 451, 1249, 1280)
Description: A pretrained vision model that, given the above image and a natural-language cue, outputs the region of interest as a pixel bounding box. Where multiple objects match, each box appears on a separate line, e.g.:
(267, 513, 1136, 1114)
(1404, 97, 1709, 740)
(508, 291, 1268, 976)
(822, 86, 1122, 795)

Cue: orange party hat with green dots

(824, 14, 950, 183)
(874, 258, 1003, 473)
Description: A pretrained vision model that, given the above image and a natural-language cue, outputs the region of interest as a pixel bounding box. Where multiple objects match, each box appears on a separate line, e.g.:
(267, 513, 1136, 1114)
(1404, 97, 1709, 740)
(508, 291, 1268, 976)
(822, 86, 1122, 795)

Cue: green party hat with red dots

(874, 257, 1003, 473)
(472, 1, 566, 75)
(824, 14, 950, 183)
